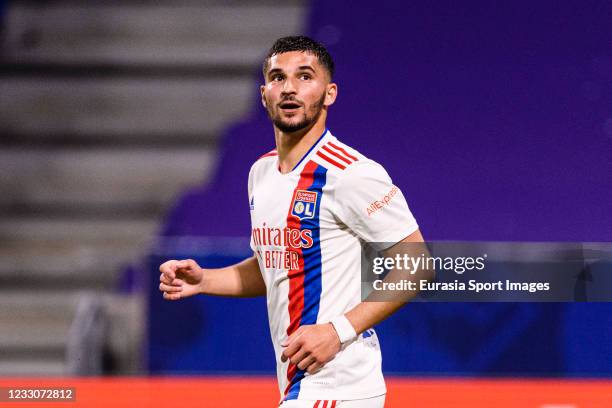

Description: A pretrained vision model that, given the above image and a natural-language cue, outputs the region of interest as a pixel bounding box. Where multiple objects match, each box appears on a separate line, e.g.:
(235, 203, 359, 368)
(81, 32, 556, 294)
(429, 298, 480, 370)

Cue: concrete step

(0, 217, 156, 289)
(0, 320, 71, 353)
(3, 3, 303, 66)
(0, 217, 157, 244)
(0, 291, 144, 375)
(0, 77, 252, 137)
(0, 241, 139, 289)
(0, 148, 216, 213)
(0, 291, 78, 354)
(0, 359, 66, 376)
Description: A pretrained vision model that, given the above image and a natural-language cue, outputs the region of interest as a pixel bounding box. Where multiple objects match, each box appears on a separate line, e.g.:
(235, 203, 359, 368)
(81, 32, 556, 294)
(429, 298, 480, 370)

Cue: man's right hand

(159, 259, 204, 300)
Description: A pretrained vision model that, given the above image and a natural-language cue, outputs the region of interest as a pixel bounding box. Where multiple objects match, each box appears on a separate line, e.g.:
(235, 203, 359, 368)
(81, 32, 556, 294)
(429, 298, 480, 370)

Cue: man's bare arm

(282, 229, 432, 374)
(159, 256, 266, 299)
(344, 228, 431, 334)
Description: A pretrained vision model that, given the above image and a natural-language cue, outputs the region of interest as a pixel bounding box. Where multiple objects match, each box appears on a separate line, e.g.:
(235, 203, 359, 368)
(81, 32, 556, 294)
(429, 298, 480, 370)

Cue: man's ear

(324, 83, 338, 107)
(260, 85, 267, 108)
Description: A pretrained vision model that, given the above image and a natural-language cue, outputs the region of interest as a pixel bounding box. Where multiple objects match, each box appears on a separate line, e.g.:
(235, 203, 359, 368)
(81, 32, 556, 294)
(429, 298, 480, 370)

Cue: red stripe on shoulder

(316, 150, 346, 170)
(258, 149, 278, 160)
(327, 141, 358, 161)
(321, 144, 353, 165)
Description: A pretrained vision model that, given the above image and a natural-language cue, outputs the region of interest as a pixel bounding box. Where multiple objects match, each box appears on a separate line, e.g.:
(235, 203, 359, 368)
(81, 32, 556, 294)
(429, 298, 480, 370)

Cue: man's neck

(275, 121, 327, 174)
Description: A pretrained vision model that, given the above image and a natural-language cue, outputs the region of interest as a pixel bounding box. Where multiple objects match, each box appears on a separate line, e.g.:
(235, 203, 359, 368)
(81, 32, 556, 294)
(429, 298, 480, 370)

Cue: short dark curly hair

(262, 35, 335, 80)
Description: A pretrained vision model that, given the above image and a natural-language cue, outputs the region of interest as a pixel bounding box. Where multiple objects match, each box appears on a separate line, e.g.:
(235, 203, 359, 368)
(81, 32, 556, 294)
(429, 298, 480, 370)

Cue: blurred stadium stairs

(0, 0, 304, 375)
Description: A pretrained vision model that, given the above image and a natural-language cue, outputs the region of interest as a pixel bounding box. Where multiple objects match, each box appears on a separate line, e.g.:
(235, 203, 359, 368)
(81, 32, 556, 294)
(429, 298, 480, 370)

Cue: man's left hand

(281, 323, 341, 374)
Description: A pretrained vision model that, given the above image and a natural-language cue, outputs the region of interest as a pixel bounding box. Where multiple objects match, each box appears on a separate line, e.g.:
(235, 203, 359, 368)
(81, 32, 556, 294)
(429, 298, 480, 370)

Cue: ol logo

(291, 190, 318, 220)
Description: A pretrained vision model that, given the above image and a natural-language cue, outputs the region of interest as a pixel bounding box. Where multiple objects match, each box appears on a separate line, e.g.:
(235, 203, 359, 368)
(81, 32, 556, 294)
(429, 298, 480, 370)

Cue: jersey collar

(290, 128, 331, 172)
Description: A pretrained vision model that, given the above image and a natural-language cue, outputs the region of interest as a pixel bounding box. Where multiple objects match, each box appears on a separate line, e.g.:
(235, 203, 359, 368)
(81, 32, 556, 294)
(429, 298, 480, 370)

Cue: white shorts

(279, 395, 385, 408)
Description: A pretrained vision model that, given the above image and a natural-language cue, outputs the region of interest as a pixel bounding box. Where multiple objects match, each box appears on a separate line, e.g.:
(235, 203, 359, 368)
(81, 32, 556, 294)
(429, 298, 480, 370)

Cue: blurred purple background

(164, 1, 612, 242)
(149, 1, 612, 377)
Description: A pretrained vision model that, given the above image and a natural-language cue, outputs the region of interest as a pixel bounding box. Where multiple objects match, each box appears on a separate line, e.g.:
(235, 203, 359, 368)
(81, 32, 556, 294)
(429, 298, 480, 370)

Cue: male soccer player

(159, 36, 426, 408)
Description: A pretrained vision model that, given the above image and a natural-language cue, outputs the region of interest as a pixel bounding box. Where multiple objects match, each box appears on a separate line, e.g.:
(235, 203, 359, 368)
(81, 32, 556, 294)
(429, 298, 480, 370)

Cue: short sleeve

(248, 164, 255, 251)
(333, 160, 418, 248)
(248, 162, 256, 198)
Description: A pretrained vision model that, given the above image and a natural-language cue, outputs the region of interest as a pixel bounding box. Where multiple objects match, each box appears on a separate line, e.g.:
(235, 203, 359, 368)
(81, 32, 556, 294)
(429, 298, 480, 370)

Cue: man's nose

(281, 77, 297, 95)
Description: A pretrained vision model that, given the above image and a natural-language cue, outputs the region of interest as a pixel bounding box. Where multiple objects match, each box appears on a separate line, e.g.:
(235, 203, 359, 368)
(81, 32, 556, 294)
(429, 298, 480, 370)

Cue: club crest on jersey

(291, 190, 318, 220)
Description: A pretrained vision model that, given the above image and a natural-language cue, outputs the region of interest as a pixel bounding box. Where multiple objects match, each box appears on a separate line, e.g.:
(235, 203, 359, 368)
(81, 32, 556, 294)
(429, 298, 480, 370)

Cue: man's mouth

(279, 101, 302, 111)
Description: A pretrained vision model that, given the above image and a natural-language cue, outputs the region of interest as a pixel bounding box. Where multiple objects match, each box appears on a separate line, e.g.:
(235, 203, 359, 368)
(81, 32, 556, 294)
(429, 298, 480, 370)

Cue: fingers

(284, 347, 323, 374)
(175, 259, 197, 271)
(159, 259, 190, 301)
(281, 326, 304, 347)
(281, 330, 304, 362)
(280, 324, 339, 374)
(296, 353, 314, 370)
(159, 275, 183, 301)
(159, 259, 200, 286)
(159, 272, 183, 285)
(305, 361, 323, 374)
(159, 259, 178, 282)
(281, 342, 299, 362)
(289, 347, 310, 367)
(163, 291, 182, 301)
(159, 282, 182, 293)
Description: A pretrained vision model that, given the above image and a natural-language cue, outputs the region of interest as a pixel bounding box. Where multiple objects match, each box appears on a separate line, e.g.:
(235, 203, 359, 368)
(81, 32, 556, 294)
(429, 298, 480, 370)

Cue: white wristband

(330, 315, 357, 344)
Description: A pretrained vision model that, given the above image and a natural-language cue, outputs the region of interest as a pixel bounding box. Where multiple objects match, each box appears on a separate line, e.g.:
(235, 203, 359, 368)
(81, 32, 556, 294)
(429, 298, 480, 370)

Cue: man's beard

(268, 92, 326, 133)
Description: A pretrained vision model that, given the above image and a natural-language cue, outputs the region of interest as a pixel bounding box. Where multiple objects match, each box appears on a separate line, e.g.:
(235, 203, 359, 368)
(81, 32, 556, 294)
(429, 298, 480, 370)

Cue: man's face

(261, 51, 336, 133)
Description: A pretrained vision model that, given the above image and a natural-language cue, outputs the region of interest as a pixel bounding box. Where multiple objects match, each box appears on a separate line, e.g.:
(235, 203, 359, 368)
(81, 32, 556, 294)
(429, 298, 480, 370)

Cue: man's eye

(300, 74, 311, 80)
(272, 75, 284, 81)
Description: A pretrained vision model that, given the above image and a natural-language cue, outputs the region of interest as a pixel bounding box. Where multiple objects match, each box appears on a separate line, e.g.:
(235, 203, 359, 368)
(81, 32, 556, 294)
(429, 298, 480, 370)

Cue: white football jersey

(248, 129, 418, 402)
